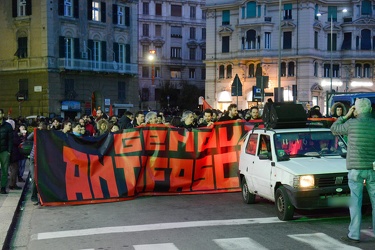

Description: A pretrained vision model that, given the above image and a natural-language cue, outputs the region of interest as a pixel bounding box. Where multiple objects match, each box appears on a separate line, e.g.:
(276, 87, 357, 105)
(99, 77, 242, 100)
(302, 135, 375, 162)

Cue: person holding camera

(330, 98, 375, 243)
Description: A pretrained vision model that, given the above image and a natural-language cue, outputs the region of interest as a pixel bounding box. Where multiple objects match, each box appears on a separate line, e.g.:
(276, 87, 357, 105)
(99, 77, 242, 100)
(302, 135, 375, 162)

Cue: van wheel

(241, 177, 256, 204)
(275, 186, 294, 221)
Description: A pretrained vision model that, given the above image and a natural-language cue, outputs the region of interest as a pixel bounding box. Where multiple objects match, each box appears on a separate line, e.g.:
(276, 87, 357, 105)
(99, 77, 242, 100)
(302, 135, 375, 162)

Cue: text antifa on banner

(35, 121, 258, 206)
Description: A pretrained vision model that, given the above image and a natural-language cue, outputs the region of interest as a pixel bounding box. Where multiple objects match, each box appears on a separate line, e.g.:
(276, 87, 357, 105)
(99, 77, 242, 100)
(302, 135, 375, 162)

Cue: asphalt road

(11, 191, 375, 250)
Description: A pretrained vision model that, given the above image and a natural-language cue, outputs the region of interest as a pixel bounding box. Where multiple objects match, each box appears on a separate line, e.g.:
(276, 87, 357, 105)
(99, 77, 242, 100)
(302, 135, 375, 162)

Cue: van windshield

(274, 131, 346, 158)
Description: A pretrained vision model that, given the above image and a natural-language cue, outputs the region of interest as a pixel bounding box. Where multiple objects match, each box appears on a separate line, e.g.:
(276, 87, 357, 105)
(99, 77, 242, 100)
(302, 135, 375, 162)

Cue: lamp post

(148, 50, 156, 86)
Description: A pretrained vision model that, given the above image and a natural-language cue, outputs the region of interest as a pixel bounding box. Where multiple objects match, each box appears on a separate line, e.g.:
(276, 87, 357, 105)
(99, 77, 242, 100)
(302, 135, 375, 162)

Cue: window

(314, 31, 318, 49)
(201, 68, 206, 80)
(171, 26, 182, 38)
(355, 64, 362, 77)
(283, 31, 292, 49)
(64, 0, 73, 17)
(92, 0, 101, 21)
(246, 2, 256, 18)
(201, 48, 206, 60)
(155, 46, 162, 58)
(361, 0, 372, 15)
(143, 45, 150, 59)
(64, 38, 74, 62)
(93, 41, 102, 69)
(12, 0, 31, 17)
(171, 5, 182, 17)
(142, 66, 149, 78)
(324, 64, 330, 77)
(248, 64, 255, 77)
(328, 6, 337, 22)
(118, 82, 126, 100)
(65, 79, 75, 99)
(364, 64, 371, 78)
(14, 37, 27, 58)
(189, 48, 196, 60)
(143, 24, 149, 37)
(155, 25, 162, 37)
(245, 134, 258, 155)
(141, 88, 149, 101)
(113, 4, 129, 26)
(342, 32, 352, 50)
(170, 69, 181, 78)
(222, 10, 230, 25)
(222, 36, 230, 53)
(333, 64, 339, 77)
(219, 65, 225, 79)
(227, 65, 232, 78)
(288, 62, 294, 77)
(328, 33, 337, 51)
(190, 27, 196, 39)
(265, 32, 271, 49)
(314, 62, 318, 77)
(244, 30, 256, 49)
(143, 2, 149, 15)
(202, 28, 206, 40)
(281, 62, 286, 76)
(117, 5, 125, 25)
(171, 47, 182, 59)
(155, 66, 161, 78)
(18, 0, 27, 16)
(113, 42, 130, 65)
(361, 29, 371, 50)
(190, 6, 196, 19)
(155, 3, 162, 16)
(19, 79, 29, 100)
(284, 4, 292, 20)
(189, 68, 196, 79)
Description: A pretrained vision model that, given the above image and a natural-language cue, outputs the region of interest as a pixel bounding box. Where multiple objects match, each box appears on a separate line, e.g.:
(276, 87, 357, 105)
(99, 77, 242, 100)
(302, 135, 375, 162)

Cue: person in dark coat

(9, 126, 24, 190)
(0, 109, 13, 194)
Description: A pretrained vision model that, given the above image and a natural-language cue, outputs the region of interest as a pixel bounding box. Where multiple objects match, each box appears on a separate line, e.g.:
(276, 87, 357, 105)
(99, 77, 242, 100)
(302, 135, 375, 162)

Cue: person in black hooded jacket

(0, 109, 13, 194)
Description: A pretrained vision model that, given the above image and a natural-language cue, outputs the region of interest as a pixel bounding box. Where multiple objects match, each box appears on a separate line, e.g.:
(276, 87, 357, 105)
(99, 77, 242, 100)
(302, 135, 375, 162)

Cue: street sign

(231, 74, 243, 96)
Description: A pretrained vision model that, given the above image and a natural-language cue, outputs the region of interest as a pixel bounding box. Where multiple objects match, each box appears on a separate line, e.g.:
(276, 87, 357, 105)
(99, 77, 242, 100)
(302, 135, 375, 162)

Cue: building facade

(0, 0, 138, 119)
(138, 0, 206, 110)
(204, 0, 375, 114)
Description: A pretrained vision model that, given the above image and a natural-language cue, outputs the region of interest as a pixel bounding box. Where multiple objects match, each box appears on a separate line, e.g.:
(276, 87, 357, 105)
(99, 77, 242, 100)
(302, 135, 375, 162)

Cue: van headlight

(293, 175, 315, 188)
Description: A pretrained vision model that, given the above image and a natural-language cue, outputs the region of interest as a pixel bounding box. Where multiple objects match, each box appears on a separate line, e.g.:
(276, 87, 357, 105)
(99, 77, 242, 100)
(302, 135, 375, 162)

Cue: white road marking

(32, 217, 284, 240)
(134, 243, 179, 250)
(214, 237, 268, 250)
(288, 233, 361, 250)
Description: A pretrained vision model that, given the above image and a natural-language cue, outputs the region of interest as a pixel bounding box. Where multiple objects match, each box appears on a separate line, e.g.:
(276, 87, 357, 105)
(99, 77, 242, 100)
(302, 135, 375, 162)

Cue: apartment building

(204, 0, 375, 114)
(138, 0, 206, 110)
(0, 0, 138, 119)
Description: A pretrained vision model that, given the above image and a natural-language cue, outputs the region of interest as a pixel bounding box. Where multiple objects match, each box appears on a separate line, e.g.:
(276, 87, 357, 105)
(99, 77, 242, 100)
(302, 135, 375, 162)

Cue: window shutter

(74, 38, 80, 59)
(26, 0, 32, 16)
(12, 0, 17, 17)
(112, 4, 117, 24)
(113, 43, 119, 62)
(73, 0, 79, 18)
(102, 41, 107, 61)
(101, 2, 106, 23)
(87, 0, 92, 20)
(88, 39, 94, 59)
(125, 44, 130, 63)
(58, 0, 64, 16)
(59, 36, 65, 58)
(125, 7, 130, 26)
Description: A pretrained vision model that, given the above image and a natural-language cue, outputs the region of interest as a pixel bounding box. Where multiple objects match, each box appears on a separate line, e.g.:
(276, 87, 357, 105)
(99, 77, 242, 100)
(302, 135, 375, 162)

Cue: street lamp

(148, 50, 156, 85)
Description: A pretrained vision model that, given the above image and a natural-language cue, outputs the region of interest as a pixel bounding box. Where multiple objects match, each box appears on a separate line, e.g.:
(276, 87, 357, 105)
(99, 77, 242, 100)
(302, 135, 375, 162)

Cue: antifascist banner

(35, 121, 260, 206)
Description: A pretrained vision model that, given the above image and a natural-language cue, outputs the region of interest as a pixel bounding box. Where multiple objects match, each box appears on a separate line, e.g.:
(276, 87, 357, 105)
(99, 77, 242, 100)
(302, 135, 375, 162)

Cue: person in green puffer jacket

(330, 98, 375, 243)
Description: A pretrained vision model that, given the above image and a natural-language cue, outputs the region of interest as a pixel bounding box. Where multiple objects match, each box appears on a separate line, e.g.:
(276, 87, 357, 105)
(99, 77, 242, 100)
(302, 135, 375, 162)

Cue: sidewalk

(0, 168, 29, 250)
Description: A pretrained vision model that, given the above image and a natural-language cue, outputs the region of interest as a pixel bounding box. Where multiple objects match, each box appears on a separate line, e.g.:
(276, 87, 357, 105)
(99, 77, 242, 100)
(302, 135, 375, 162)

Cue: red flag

(92, 108, 97, 117)
(109, 105, 113, 117)
(8, 107, 12, 115)
(202, 98, 213, 110)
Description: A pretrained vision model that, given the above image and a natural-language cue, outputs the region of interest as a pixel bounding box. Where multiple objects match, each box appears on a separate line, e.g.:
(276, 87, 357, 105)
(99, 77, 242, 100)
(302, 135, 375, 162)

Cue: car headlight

(293, 175, 315, 188)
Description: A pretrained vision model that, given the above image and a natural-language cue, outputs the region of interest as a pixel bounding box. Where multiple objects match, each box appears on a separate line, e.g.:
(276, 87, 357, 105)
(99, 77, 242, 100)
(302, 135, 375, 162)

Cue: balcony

(58, 58, 138, 74)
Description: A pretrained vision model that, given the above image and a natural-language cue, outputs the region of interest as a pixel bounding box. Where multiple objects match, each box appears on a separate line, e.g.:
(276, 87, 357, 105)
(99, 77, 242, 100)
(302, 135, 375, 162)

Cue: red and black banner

(35, 121, 261, 206)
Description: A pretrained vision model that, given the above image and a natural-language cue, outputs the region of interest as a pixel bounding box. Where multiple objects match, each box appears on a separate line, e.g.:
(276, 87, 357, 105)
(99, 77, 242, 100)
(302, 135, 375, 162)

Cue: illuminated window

(92, 0, 101, 21)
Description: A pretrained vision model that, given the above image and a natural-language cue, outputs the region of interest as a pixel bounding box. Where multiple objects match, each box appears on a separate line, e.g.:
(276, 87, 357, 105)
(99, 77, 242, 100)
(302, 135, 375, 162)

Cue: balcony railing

(58, 58, 138, 74)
